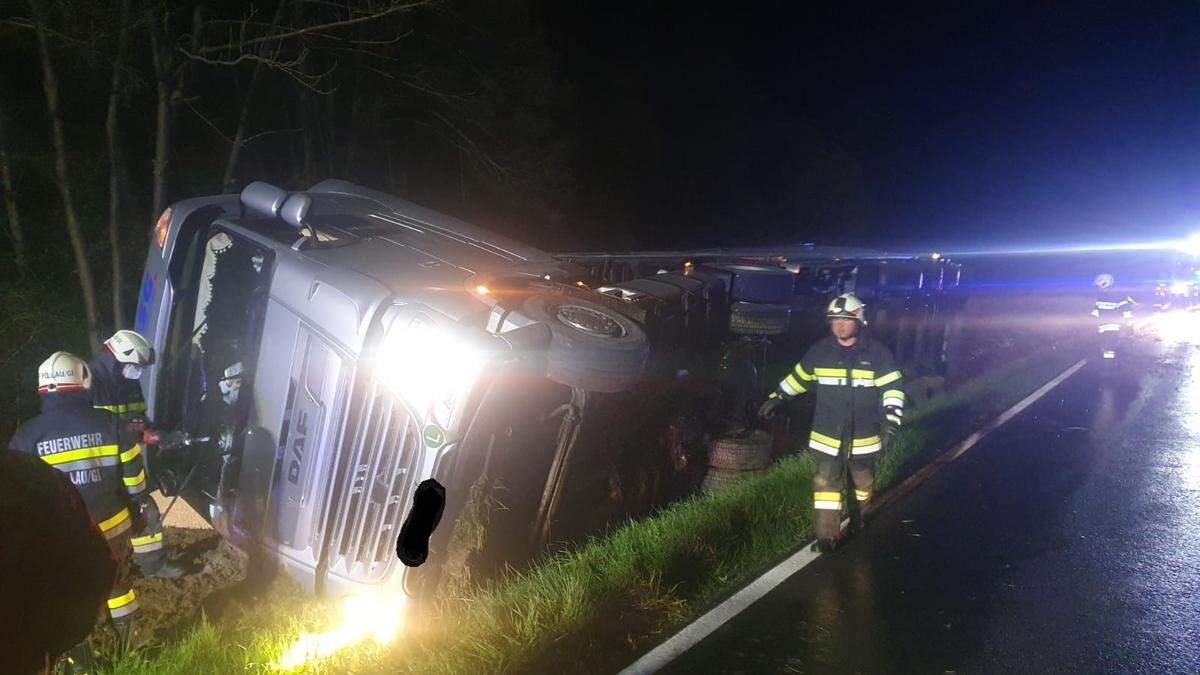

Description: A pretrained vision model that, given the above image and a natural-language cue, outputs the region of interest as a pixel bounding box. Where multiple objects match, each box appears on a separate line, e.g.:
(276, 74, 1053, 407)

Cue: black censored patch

(396, 478, 446, 567)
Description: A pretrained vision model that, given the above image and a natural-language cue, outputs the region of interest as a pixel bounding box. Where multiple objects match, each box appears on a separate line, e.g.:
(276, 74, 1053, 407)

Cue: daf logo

(287, 410, 309, 485)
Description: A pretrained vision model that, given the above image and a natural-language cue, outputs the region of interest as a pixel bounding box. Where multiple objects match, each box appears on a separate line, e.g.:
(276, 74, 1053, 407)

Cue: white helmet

(105, 330, 154, 366)
(1094, 274, 1114, 289)
(826, 293, 868, 324)
(38, 351, 92, 394)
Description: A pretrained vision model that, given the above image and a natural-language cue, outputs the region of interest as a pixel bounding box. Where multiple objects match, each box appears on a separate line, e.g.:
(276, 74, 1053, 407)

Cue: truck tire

(707, 431, 774, 470)
(729, 302, 791, 336)
(718, 264, 796, 304)
(702, 467, 767, 495)
(523, 295, 649, 393)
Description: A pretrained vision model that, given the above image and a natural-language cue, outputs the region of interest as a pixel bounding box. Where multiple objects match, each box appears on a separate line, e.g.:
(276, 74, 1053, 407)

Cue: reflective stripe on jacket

(1093, 292, 1135, 323)
(775, 335, 903, 456)
(8, 392, 144, 535)
(89, 352, 149, 428)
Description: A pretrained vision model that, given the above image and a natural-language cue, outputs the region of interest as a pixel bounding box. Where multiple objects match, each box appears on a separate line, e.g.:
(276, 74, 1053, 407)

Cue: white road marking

(618, 357, 1088, 675)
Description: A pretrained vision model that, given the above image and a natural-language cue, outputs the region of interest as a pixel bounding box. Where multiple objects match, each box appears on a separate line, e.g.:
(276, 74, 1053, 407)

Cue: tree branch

(181, 97, 235, 145)
(196, 1, 434, 55)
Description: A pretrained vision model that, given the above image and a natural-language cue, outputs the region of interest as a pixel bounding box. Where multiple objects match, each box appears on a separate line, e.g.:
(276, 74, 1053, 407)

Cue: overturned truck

(133, 180, 964, 603)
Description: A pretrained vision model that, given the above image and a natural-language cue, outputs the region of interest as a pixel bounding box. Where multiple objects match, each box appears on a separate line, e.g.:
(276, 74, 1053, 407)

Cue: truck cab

(134, 180, 650, 600)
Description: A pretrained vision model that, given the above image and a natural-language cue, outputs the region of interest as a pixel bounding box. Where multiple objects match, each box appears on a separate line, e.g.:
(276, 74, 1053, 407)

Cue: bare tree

(144, 1, 204, 229)
(0, 99, 28, 278)
(106, 0, 132, 328)
(220, 0, 288, 193)
(31, 0, 102, 350)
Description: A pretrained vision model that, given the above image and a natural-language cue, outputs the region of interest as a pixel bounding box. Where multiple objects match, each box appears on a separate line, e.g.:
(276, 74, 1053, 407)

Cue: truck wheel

(707, 431, 774, 470)
(523, 295, 649, 393)
(728, 302, 791, 336)
(719, 264, 796, 304)
(701, 467, 767, 495)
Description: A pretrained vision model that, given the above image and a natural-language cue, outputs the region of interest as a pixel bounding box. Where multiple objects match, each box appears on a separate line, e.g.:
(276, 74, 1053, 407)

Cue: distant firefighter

(0, 450, 115, 674)
(1090, 274, 1135, 361)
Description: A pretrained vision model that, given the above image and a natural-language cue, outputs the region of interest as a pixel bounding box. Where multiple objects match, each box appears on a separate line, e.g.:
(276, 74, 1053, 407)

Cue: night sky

(544, 1, 1200, 253)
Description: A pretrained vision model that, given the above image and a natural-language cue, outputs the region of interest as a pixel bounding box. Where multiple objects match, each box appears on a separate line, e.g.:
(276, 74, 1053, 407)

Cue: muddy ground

(86, 526, 248, 655)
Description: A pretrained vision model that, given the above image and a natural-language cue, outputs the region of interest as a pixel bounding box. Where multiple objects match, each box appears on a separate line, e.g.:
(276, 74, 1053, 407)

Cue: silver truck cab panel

(308, 179, 549, 264)
(234, 239, 394, 589)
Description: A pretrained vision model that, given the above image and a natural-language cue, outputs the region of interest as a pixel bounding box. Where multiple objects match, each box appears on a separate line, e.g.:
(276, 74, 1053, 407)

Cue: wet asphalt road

(662, 340, 1200, 674)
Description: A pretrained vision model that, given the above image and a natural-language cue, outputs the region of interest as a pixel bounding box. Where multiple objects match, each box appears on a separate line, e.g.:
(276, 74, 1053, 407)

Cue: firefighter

(89, 330, 174, 577)
(8, 352, 146, 662)
(1090, 274, 1135, 360)
(758, 293, 903, 552)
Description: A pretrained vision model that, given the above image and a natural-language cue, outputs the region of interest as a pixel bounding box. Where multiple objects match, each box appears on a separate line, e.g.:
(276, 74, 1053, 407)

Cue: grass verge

(104, 346, 1081, 674)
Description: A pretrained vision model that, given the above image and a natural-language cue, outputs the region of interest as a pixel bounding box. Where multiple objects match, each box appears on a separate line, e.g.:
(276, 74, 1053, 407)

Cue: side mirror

(279, 193, 312, 231)
(240, 181, 288, 218)
(280, 193, 316, 249)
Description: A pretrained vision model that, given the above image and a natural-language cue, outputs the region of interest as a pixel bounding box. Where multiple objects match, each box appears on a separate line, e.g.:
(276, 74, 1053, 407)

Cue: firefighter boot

(810, 538, 838, 553)
(59, 643, 95, 674)
(110, 616, 136, 653)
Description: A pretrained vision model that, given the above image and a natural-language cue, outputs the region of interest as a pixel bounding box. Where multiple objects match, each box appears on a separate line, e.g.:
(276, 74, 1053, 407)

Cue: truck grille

(325, 378, 422, 581)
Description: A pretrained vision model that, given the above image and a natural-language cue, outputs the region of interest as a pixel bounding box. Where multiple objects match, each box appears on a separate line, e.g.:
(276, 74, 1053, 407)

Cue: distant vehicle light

(475, 284, 491, 296)
(1182, 232, 1200, 257)
(1171, 281, 1190, 296)
(154, 208, 172, 253)
(931, 252, 941, 260)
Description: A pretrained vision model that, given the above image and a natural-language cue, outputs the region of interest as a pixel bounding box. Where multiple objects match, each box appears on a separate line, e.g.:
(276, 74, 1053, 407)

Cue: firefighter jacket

(89, 351, 164, 558)
(772, 335, 904, 456)
(1090, 291, 1135, 333)
(9, 391, 147, 540)
(89, 351, 148, 424)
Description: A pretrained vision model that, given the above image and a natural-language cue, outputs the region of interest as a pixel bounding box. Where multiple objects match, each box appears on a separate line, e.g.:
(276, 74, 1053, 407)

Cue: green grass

(103, 346, 1081, 674)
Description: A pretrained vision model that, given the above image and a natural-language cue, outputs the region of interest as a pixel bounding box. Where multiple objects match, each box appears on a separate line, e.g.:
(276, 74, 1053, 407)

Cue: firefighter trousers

(105, 533, 139, 622)
(131, 499, 166, 575)
(811, 446, 876, 542)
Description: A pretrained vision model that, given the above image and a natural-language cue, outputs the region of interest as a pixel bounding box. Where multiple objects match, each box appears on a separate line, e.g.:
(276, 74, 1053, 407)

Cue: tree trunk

(293, 1, 317, 183)
(221, 1, 286, 194)
(342, 67, 365, 179)
(220, 62, 265, 193)
(106, 0, 131, 328)
(0, 100, 28, 278)
(33, 2, 102, 350)
(145, 2, 204, 228)
(144, 0, 169, 228)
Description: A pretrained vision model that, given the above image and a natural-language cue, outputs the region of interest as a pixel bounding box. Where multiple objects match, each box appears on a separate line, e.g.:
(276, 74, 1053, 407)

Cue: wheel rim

(556, 305, 626, 338)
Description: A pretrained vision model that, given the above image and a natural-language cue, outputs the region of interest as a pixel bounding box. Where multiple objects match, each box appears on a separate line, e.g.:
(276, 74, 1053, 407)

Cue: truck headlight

(375, 316, 489, 420)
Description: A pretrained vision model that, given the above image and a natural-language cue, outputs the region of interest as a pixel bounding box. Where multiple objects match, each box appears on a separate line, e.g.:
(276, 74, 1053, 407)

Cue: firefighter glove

(148, 430, 188, 449)
(882, 405, 902, 449)
(758, 396, 786, 420)
(131, 501, 149, 533)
